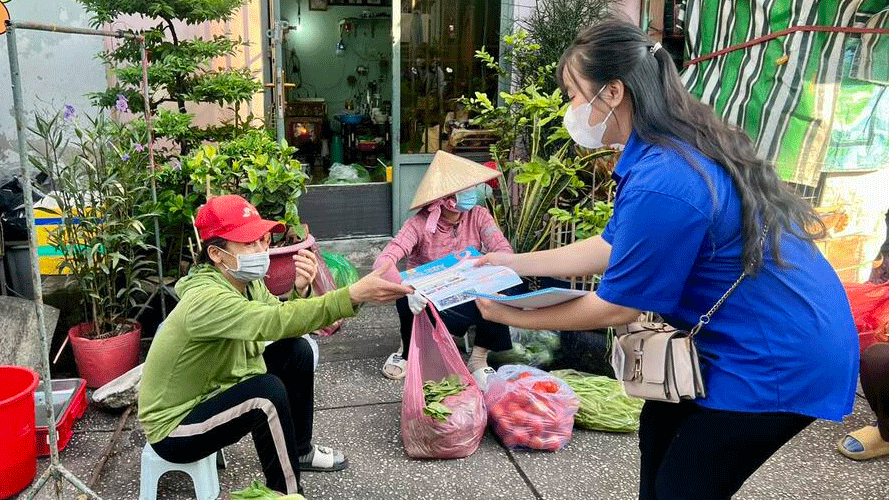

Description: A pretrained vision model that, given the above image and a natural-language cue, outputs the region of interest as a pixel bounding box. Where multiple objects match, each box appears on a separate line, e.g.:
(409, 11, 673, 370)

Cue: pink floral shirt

(373, 206, 513, 283)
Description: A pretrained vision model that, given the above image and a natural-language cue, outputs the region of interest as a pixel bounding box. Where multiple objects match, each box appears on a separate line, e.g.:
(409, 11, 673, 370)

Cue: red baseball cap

(194, 195, 286, 243)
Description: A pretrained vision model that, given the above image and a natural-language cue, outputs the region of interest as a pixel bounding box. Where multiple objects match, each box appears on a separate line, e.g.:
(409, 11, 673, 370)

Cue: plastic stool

(139, 444, 220, 500)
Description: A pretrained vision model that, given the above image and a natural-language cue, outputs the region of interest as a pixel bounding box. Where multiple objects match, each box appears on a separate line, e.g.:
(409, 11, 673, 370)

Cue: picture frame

(309, 0, 328, 11)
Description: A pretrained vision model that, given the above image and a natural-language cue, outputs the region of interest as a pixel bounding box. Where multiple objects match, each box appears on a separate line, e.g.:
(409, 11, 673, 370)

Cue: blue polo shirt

(597, 132, 858, 421)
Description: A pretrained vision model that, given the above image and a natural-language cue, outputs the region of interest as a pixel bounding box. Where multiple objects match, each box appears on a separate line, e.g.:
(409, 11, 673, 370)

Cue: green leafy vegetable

(422, 375, 467, 421)
(231, 479, 306, 500)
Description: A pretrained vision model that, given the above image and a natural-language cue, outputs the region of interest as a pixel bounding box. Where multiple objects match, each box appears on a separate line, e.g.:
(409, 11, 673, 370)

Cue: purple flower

(63, 104, 76, 121)
(170, 158, 181, 171)
(133, 143, 145, 152)
(120, 153, 131, 161)
(115, 94, 129, 113)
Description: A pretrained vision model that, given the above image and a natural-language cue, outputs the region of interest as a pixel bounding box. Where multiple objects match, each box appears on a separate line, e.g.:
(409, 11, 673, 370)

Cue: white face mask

(563, 84, 614, 149)
(215, 247, 270, 283)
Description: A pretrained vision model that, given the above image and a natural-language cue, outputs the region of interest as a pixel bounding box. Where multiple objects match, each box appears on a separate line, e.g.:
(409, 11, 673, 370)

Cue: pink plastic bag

(309, 242, 342, 337)
(401, 306, 487, 459)
(485, 365, 579, 451)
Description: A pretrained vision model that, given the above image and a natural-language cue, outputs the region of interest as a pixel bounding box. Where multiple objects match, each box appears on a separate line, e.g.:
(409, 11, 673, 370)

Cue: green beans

(551, 369, 644, 433)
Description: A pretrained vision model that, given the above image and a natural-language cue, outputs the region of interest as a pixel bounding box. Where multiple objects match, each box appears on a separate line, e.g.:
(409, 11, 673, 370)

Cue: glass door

(391, 0, 504, 231)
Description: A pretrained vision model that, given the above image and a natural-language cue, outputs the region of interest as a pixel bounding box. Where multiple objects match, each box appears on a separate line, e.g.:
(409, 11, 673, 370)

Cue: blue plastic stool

(139, 444, 220, 500)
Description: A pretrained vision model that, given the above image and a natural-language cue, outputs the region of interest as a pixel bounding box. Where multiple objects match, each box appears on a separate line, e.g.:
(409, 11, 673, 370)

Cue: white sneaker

(471, 367, 496, 391)
(382, 352, 406, 380)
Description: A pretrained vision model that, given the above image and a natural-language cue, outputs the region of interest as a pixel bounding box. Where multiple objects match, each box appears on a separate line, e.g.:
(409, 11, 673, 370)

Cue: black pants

(638, 400, 815, 500)
(861, 343, 889, 441)
(397, 284, 525, 359)
(151, 337, 314, 495)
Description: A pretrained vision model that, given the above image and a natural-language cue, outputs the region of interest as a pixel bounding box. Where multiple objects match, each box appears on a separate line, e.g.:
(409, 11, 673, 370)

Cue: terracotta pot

(265, 233, 316, 296)
(68, 321, 141, 388)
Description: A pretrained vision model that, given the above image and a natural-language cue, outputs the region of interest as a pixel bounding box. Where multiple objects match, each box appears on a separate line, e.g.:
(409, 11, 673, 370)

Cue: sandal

(837, 425, 889, 460)
(471, 367, 496, 391)
(299, 444, 348, 472)
(382, 352, 406, 380)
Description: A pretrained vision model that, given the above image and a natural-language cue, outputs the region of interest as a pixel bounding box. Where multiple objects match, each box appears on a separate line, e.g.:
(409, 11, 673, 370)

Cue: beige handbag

(610, 271, 748, 403)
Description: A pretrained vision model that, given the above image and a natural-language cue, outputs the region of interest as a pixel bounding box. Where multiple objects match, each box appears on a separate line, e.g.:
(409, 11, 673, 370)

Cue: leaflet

(467, 288, 588, 310)
(400, 247, 523, 310)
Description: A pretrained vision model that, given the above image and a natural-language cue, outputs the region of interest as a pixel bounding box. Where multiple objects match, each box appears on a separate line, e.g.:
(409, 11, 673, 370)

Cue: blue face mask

(454, 189, 478, 211)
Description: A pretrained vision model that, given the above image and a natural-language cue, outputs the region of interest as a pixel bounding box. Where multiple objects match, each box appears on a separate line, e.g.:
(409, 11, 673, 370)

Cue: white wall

(0, 0, 108, 184)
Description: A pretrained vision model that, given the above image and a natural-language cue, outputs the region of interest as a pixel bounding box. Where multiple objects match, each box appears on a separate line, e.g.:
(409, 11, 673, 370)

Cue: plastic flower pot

(0, 365, 40, 499)
(264, 233, 316, 296)
(69, 321, 142, 388)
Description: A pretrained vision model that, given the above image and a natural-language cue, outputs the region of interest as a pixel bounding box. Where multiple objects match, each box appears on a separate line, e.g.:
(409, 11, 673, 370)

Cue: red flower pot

(68, 321, 141, 388)
(264, 234, 316, 296)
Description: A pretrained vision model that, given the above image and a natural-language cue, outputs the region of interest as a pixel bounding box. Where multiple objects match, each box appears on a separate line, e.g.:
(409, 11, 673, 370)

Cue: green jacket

(138, 265, 355, 443)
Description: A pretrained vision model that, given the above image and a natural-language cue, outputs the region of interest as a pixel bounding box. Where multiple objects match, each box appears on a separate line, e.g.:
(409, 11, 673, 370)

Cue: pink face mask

(424, 196, 458, 233)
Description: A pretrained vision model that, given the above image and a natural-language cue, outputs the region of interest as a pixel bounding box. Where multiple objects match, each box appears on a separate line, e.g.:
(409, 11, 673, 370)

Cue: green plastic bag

(231, 480, 306, 500)
(488, 327, 561, 369)
(322, 252, 360, 289)
(551, 369, 644, 433)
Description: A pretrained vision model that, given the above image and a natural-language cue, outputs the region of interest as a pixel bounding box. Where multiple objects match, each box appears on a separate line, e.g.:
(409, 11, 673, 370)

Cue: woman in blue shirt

(475, 20, 858, 500)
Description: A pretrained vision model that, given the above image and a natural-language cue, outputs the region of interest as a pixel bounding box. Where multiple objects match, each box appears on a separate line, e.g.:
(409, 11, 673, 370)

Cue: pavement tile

(303, 403, 537, 500)
(314, 357, 404, 409)
(507, 427, 640, 500)
(736, 397, 889, 500)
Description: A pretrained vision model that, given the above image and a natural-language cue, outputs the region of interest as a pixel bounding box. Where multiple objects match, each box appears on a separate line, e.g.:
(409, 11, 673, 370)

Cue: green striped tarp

(680, 1, 889, 186)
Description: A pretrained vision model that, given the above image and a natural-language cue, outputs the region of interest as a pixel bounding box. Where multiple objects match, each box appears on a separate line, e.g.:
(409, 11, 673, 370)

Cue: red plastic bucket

(69, 322, 142, 388)
(0, 365, 40, 499)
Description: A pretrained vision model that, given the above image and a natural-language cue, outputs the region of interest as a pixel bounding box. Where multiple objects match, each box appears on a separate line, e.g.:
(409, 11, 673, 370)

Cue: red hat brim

(216, 218, 286, 243)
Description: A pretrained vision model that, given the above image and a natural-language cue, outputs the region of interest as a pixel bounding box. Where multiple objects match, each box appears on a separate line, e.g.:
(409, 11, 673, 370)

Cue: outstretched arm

(476, 236, 611, 277)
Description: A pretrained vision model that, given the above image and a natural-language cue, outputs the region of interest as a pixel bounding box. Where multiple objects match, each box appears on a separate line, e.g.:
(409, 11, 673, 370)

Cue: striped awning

(680, 1, 889, 186)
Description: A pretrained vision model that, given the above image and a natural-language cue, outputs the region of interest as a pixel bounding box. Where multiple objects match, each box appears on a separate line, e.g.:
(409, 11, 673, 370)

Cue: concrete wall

(0, 0, 107, 184)
(105, 1, 267, 130)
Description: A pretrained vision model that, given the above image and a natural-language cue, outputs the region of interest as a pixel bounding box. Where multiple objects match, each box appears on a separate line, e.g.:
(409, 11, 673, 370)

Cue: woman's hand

(473, 252, 517, 269)
(475, 297, 514, 325)
(292, 249, 318, 298)
(348, 262, 413, 305)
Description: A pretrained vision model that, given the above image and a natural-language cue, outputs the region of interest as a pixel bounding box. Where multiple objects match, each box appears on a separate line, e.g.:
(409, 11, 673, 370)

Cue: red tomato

(516, 372, 533, 380)
(513, 428, 532, 446)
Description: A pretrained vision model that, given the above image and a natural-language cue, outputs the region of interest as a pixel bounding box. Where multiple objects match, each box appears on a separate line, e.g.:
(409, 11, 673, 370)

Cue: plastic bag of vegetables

(485, 365, 579, 451)
(551, 369, 644, 432)
(487, 327, 560, 369)
(402, 306, 487, 459)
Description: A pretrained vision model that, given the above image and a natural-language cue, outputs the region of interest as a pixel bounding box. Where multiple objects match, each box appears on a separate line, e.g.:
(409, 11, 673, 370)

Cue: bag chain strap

(689, 226, 768, 337)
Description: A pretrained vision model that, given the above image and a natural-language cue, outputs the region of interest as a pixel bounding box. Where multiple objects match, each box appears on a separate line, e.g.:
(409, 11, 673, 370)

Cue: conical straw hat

(409, 151, 502, 210)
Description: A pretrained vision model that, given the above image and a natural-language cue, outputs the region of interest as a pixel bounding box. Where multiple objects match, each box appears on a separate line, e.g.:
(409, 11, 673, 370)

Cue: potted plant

(30, 107, 157, 388)
(187, 129, 312, 296)
(460, 31, 617, 284)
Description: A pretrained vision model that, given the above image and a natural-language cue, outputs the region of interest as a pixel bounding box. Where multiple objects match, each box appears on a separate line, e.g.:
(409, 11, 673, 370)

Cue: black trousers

(151, 337, 314, 495)
(638, 400, 814, 500)
(397, 284, 525, 359)
(861, 343, 889, 441)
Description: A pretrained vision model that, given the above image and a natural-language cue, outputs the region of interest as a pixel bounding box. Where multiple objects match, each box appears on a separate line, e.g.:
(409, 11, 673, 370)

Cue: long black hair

(557, 20, 825, 273)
